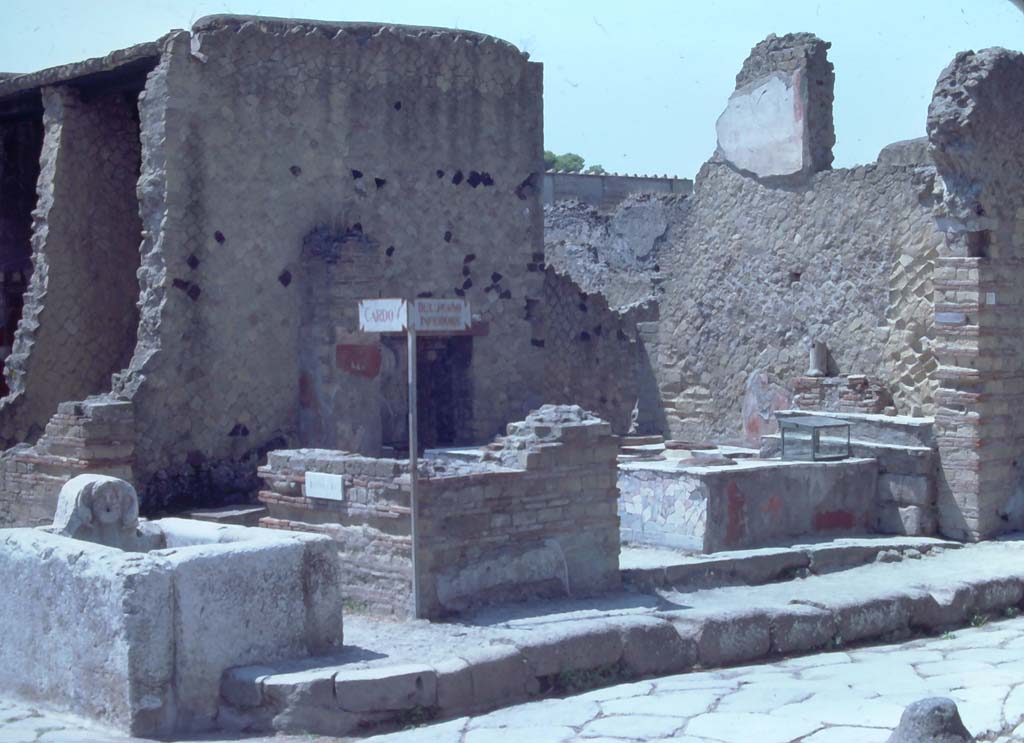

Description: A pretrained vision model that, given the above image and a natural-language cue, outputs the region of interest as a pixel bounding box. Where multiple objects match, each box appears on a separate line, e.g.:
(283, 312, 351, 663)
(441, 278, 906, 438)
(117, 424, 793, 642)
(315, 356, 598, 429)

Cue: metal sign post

(406, 309, 421, 620)
(357, 297, 469, 621)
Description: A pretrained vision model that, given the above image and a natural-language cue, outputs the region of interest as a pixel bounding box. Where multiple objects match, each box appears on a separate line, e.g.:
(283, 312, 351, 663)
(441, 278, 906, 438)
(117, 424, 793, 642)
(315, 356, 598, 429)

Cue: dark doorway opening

(416, 335, 473, 451)
(0, 114, 43, 397)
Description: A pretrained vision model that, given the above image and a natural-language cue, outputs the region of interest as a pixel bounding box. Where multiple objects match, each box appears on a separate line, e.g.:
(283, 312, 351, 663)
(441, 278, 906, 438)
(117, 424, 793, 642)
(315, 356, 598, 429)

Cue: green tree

(553, 152, 585, 172)
(543, 150, 558, 170)
(584, 164, 607, 175)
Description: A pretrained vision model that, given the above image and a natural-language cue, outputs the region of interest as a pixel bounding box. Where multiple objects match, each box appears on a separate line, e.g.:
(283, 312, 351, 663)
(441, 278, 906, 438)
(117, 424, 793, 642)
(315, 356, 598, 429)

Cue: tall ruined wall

(113, 17, 544, 502)
(654, 162, 941, 442)
(927, 48, 1024, 539)
(544, 33, 943, 444)
(0, 85, 141, 445)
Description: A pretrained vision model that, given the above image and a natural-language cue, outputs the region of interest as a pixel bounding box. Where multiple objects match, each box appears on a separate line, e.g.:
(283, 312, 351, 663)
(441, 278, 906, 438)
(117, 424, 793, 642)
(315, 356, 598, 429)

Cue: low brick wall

(259, 451, 413, 615)
(0, 395, 135, 527)
(258, 405, 622, 618)
(619, 458, 878, 552)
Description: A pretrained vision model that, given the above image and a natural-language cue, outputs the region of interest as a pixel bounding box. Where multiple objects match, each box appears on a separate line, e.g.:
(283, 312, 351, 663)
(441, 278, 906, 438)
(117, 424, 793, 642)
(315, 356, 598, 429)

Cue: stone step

(774, 409, 935, 449)
(619, 536, 958, 591)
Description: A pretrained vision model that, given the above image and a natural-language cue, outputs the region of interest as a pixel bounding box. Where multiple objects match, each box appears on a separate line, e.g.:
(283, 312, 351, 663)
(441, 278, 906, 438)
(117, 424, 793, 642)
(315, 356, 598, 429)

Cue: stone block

(0, 529, 176, 737)
(877, 504, 937, 536)
(616, 616, 698, 677)
(161, 530, 344, 727)
(334, 664, 437, 713)
(261, 668, 335, 709)
(769, 603, 835, 655)
(863, 445, 935, 477)
(675, 609, 771, 667)
(270, 705, 359, 738)
(971, 576, 1024, 614)
(434, 657, 474, 716)
(807, 594, 913, 643)
(878, 474, 933, 506)
(220, 665, 274, 709)
(463, 644, 533, 710)
(520, 621, 623, 678)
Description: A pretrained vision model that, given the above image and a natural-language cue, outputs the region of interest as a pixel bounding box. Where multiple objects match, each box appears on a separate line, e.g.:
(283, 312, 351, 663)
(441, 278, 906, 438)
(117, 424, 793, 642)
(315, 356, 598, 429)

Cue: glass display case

(778, 415, 851, 461)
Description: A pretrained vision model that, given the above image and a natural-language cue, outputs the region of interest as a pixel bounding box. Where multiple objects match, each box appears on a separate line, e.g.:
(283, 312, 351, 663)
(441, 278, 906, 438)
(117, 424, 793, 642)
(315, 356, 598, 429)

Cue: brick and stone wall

(545, 33, 942, 445)
(927, 48, 1024, 539)
(791, 375, 893, 416)
(0, 86, 141, 446)
(108, 16, 546, 506)
(258, 405, 621, 618)
(532, 268, 653, 433)
(259, 451, 413, 615)
(0, 395, 134, 526)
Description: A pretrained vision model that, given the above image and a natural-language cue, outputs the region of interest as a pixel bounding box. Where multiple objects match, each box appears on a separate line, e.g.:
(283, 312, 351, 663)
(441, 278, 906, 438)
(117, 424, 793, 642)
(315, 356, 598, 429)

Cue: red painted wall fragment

(814, 509, 855, 530)
(336, 344, 382, 379)
(299, 372, 314, 409)
(725, 480, 746, 546)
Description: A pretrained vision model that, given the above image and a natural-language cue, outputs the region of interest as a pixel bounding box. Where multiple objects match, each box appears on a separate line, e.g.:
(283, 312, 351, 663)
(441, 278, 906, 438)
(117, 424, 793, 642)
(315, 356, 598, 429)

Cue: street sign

(412, 298, 470, 332)
(359, 298, 407, 332)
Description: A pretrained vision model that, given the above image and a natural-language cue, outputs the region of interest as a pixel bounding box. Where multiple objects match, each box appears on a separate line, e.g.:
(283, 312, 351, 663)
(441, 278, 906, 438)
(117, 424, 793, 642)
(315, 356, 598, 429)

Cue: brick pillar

(928, 49, 1024, 539)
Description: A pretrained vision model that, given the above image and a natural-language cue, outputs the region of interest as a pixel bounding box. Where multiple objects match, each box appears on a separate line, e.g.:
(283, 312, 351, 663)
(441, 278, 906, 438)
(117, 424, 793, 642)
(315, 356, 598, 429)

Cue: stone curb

(218, 552, 1019, 738)
(621, 537, 961, 592)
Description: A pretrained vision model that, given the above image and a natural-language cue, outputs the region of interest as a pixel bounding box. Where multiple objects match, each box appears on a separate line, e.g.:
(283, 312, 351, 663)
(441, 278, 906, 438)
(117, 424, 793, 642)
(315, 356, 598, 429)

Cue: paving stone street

(365, 616, 1024, 743)
(2, 616, 1024, 742)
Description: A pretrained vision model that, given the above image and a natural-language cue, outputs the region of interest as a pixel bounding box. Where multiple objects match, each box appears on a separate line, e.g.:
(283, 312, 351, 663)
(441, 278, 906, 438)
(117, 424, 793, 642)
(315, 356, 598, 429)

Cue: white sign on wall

(358, 299, 407, 333)
(305, 472, 345, 501)
(412, 298, 471, 332)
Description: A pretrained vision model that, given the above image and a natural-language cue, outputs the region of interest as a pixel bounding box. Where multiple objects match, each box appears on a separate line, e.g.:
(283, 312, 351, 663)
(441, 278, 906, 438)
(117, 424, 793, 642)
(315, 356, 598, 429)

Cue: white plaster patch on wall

(715, 71, 806, 178)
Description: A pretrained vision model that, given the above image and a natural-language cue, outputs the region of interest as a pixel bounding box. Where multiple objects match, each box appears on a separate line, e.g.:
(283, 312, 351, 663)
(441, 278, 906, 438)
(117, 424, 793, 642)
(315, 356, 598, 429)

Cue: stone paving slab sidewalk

(364, 615, 1024, 743)
(217, 537, 1024, 737)
(10, 609, 1024, 742)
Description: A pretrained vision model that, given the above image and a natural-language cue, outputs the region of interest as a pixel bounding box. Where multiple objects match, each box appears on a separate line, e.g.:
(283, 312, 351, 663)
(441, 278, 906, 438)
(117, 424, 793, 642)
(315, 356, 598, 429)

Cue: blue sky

(2, 1, 1022, 178)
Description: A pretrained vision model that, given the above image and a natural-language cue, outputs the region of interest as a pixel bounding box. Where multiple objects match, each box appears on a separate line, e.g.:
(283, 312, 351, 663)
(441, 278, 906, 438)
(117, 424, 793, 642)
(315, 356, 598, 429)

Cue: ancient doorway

(416, 335, 473, 451)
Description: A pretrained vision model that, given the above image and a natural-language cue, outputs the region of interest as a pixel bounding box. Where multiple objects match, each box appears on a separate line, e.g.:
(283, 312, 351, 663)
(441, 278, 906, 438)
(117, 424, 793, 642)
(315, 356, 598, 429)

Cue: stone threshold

(215, 536, 1024, 738)
(620, 535, 959, 591)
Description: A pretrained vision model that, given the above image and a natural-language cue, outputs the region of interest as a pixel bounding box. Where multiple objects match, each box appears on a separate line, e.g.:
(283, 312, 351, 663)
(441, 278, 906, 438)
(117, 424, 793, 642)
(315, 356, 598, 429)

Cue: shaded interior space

(380, 335, 475, 455)
(0, 107, 42, 397)
(416, 335, 474, 452)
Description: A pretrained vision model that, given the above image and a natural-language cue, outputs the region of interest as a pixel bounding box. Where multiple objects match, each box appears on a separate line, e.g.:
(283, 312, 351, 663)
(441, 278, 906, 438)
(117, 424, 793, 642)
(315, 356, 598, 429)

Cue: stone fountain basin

(0, 518, 343, 737)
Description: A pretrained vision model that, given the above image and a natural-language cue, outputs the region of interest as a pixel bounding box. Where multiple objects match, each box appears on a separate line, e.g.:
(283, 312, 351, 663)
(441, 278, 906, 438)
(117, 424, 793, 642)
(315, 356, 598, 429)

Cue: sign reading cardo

(412, 298, 470, 333)
(358, 298, 407, 333)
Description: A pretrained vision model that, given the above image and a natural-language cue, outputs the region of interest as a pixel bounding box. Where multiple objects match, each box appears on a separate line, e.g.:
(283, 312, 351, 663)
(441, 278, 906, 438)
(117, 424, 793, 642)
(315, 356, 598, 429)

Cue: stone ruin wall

(927, 48, 1024, 539)
(656, 160, 941, 444)
(104, 17, 546, 508)
(532, 268, 652, 434)
(545, 33, 943, 445)
(0, 16, 649, 525)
